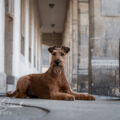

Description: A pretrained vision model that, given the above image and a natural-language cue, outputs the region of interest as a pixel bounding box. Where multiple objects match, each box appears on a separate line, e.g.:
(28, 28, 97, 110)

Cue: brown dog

(7, 46, 95, 100)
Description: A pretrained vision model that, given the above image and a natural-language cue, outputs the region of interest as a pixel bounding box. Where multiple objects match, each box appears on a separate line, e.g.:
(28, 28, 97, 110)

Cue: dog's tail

(6, 90, 16, 97)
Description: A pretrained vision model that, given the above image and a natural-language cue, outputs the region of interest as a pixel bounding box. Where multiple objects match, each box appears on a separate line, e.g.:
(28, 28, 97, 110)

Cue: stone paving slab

(0, 97, 120, 120)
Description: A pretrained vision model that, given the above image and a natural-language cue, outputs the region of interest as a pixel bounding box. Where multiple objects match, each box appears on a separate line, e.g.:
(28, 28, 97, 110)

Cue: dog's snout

(55, 59, 61, 65)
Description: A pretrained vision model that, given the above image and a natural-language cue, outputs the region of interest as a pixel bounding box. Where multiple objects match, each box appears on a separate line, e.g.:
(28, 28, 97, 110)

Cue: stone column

(4, 0, 14, 91)
(12, 0, 21, 77)
(0, 0, 6, 94)
(34, 27, 37, 71)
(39, 31, 42, 72)
(37, 29, 42, 73)
(37, 34, 40, 72)
(35, 27, 38, 71)
(72, 0, 79, 90)
(0, 0, 5, 73)
(69, 0, 73, 85)
(78, 0, 89, 92)
(31, 6, 35, 71)
(25, 0, 29, 63)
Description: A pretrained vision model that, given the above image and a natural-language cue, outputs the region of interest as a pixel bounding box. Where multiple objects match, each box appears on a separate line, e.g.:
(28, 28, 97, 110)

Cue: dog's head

(48, 46, 70, 74)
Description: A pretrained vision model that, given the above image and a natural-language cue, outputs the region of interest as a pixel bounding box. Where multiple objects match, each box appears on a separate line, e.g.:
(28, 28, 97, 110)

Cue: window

(29, 1, 32, 62)
(34, 56, 36, 68)
(8, 0, 14, 17)
(29, 47, 31, 62)
(5, 0, 14, 17)
(21, 0, 26, 55)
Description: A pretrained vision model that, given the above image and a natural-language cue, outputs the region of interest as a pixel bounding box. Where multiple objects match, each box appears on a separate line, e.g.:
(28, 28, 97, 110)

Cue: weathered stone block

(79, 2, 88, 14)
(101, 0, 120, 16)
(80, 14, 89, 25)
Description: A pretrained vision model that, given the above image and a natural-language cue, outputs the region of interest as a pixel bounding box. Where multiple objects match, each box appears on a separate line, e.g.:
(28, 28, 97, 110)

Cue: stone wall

(63, 0, 120, 95)
(0, 0, 6, 93)
(90, 0, 120, 58)
(0, 0, 43, 93)
(90, 0, 120, 95)
(77, 0, 89, 92)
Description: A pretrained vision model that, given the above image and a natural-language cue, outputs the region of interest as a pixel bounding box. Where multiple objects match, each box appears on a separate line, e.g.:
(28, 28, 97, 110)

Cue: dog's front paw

(75, 94, 95, 100)
(87, 95, 95, 100)
(66, 95, 75, 101)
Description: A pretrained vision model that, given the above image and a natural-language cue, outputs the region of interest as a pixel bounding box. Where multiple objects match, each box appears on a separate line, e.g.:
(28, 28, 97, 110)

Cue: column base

(0, 72, 6, 95)
(7, 75, 18, 92)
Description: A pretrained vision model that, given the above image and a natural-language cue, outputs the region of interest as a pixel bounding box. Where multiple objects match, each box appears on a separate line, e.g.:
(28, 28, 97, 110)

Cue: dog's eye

(61, 53, 64, 56)
(52, 52, 56, 56)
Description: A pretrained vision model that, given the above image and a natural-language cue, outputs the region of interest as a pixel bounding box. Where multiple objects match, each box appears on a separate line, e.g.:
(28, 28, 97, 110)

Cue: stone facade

(0, 0, 6, 93)
(89, 0, 120, 96)
(63, 0, 120, 96)
(0, 0, 42, 94)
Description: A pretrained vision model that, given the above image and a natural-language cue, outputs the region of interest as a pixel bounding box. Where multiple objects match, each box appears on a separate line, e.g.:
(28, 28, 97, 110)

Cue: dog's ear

(48, 46, 56, 53)
(61, 46, 70, 54)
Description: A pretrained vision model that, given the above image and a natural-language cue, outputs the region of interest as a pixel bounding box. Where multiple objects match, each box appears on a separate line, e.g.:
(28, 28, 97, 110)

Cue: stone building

(0, 0, 120, 96)
(63, 0, 120, 96)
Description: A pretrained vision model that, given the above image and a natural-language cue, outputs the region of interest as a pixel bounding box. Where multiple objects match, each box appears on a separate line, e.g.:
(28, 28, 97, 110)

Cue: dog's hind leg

(15, 76, 30, 98)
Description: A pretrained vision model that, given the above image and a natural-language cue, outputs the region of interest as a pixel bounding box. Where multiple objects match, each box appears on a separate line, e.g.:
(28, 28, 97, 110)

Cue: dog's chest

(55, 77, 64, 88)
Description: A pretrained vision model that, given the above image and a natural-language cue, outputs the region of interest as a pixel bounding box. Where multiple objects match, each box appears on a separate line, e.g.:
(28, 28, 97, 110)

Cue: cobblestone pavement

(0, 96, 120, 120)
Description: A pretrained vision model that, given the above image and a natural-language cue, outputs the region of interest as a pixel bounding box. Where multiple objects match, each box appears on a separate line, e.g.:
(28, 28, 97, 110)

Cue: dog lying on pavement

(7, 46, 95, 100)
